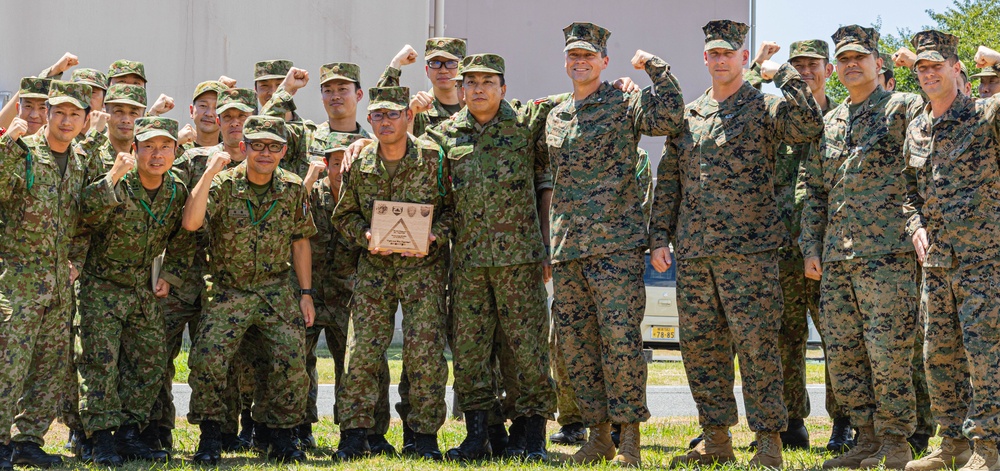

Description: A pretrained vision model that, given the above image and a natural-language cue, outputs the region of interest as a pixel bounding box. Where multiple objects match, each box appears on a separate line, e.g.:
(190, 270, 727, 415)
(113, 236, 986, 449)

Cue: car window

(644, 253, 676, 287)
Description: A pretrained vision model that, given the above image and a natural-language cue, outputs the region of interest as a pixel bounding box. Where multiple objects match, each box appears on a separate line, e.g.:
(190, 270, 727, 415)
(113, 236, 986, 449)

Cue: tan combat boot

(861, 434, 912, 469)
(670, 426, 736, 467)
(611, 423, 641, 467)
(906, 437, 973, 471)
(823, 425, 880, 469)
(567, 423, 616, 465)
(749, 432, 783, 469)
(958, 440, 1000, 471)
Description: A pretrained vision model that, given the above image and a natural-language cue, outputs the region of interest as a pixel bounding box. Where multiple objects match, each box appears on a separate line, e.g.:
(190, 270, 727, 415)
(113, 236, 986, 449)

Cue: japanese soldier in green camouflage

(15, 77, 51, 137)
(972, 65, 1000, 98)
(184, 80, 228, 152)
(376, 37, 467, 135)
(257, 60, 315, 178)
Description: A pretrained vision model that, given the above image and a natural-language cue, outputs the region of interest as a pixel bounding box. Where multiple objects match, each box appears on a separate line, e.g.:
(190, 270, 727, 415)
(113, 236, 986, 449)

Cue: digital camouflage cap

(879, 53, 894, 74)
(367, 86, 409, 111)
(104, 84, 147, 108)
(703, 20, 749, 51)
(134, 117, 178, 142)
(108, 59, 147, 81)
(563, 22, 610, 54)
(425, 37, 467, 61)
(911, 29, 959, 64)
(19, 77, 51, 100)
(254, 60, 292, 81)
(192, 80, 227, 101)
(832, 25, 879, 58)
(47, 80, 92, 109)
(216, 88, 257, 113)
(789, 40, 829, 61)
(320, 63, 361, 85)
(71, 68, 108, 91)
(972, 65, 1000, 79)
(457, 54, 505, 77)
(243, 115, 287, 143)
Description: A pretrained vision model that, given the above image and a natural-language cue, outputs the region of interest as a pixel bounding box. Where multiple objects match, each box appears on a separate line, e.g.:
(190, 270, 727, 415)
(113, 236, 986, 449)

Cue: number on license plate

(651, 326, 675, 339)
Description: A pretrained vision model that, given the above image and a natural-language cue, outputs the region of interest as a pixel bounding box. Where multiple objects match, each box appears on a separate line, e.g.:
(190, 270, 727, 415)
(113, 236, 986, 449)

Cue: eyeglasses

(369, 110, 403, 121)
(428, 60, 459, 70)
(246, 141, 284, 152)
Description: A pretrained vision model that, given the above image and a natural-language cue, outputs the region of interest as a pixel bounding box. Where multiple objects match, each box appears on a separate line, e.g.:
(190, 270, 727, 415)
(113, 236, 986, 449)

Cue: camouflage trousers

(912, 297, 936, 437)
(553, 249, 650, 426)
(677, 250, 786, 432)
(451, 263, 555, 419)
(550, 312, 582, 426)
(77, 277, 166, 433)
(922, 260, 1000, 440)
(187, 284, 308, 428)
(0, 278, 73, 446)
(821, 253, 919, 438)
(60, 284, 84, 432)
(339, 259, 448, 434)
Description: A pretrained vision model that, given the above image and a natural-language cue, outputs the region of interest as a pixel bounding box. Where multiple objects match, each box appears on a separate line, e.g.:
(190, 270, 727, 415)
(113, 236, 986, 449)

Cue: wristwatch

(299, 288, 316, 297)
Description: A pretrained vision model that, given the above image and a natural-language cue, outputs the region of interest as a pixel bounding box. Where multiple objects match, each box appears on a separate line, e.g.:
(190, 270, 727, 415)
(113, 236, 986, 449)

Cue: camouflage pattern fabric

(254, 60, 292, 81)
(71, 68, 109, 91)
(107, 59, 146, 81)
(549, 313, 582, 425)
(424, 37, 466, 60)
(702, 19, 749, 51)
(376, 66, 457, 137)
(260, 87, 316, 178)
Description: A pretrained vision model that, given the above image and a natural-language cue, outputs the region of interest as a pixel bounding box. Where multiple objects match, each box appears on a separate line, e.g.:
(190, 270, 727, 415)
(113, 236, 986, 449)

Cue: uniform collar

(453, 100, 516, 130)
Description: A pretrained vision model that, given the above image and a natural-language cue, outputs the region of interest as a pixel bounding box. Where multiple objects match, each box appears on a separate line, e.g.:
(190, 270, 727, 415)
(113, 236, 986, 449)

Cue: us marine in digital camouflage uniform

(545, 22, 684, 467)
(76, 117, 192, 466)
(902, 33, 1000, 471)
(799, 25, 924, 470)
(654, 20, 823, 469)
(332, 87, 450, 462)
(256, 59, 315, 178)
(182, 115, 316, 465)
(0, 81, 94, 469)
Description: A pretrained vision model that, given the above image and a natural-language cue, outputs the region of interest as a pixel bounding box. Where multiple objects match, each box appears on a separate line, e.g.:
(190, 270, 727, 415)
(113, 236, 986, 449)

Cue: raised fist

(282, 67, 310, 95)
(218, 75, 237, 88)
(893, 48, 916, 68)
(755, 41, 781, 65)
(110, 151, 136, 184)
(392, 44, 419, 69)
(6, 118, 28, 141)
(410, 91, 434, 114)
(178, 124, 196, 147)
(631, 50, 655, 70)
(207, 151, 232, 175)
(975, 45, 1000, 68)
(51, 52, 79, 76)
(760, 60, 781, 81)
(303, 159, 328, 189)
(148, 94, 175, 116)
(89, 110, 110, 134)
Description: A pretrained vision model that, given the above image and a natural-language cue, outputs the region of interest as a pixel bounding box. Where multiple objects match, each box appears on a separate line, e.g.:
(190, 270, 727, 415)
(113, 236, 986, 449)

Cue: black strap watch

(299, 288, 316, 297)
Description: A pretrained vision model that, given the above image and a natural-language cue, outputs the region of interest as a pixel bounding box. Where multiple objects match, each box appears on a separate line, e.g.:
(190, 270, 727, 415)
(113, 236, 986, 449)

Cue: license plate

(651, 326, 676, 339)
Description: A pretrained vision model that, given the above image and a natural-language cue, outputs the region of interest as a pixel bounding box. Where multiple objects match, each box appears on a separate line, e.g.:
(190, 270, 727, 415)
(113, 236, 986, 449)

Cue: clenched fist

(760, 60, 781, 81)
(148, 94, 175, 116)
(6, 118, 28, 141)
(206, 151, 232, 176)
(975, 46, 1000, 68)
(110, 152, 136, 184)
(755, 41, 781, 65)
(218, 75, 237, 88)
(178, 124, 196, 147)
(410, 91, 435, 114)
(631, 50, 655, 70)
(391, 44, 419, 69)
(89, 110, 110, 134)
(303, 159, 327, 189)
(893, 48, 916, 68)
(282, 67, 310, 95)
(50, 52, 79, 76)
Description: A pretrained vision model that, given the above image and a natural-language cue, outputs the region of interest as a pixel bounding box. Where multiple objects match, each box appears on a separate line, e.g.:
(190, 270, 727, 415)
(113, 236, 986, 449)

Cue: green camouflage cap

(243, 115, 287, 143)
(563, 22, 610, 54)
(960, 60, 969, 81)
(192, 80, 227, 101)
(425, 37, 467, 60)
(71, 68, 108, 91)
(879, 53, 894, 74)
(832, 25, 879, 58)
(104, 84, 147, 108)
(789, 40, 829, 61)
(367, 86, 409, 111)
(47, 80, 92, 109)
(134, 117, 178, 142)
(320, 62, 361, 85)
(19, 77, 51, 100)
(107, 59, 147, 81)
(216, 88, 257, 113)
(703, 20, 749, 51)
(313, 132, 366, 155)
(971, 65, 1000, 79)
(911, 30, 959, 64)
(457, 54, 505, 77)
(254, 59, 292, 81)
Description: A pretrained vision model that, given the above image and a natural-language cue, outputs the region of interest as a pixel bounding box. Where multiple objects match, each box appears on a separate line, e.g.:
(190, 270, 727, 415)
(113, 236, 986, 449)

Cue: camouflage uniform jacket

(305, 177, 359, 306)
(800, 87, 923, 262)
(0, 132, 89, 302)
(79, 170, 195, 291)
(260, 87, 317, 178)
(332, 137, 451, 269)
(425, 99, 558, 269)
(204, 163, 317, 291)
(545, 56, 684, 263)
(903, 92, 1000, 268)
(310, 123, 371, 157)
(378, 66, 456, 136)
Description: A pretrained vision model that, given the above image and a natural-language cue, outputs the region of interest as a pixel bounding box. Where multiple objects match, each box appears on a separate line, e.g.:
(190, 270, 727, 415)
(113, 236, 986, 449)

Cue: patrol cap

(107, 59, 147, 81)
(456, 54, 505, 78)
(703, 20, 749, 51)
(320, 63, 361, 85)
(192, 80, 227, 102)
(134, 117, 178, 142)
(563, 22, 611, 54)
(789, 40, 829, 61)
(425, 37, 467, 61)
(47, 80, 92, 109)
(971, 65, 1000, 79)
(960, 61, 969, 81)
(19, 77, 51, 100)
(832, 25, 879, 58)
(243, 115, 287, 143)
(216, 88, 257, 113)
(367, 86, 409, 111)
(879, 53, 894, 74)
(71, 68, 108, 91)
(104, 84, 147, 108)
(910, 30, 959, 64)
(254, 60, 292, 81)
(314, 132, 366, 155)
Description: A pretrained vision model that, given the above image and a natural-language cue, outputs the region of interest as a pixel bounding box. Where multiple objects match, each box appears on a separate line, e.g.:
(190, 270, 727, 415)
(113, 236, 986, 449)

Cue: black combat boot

(65, 429, 80, 451)
(220, 431, 251, 452)
(414, 432, 443, 461)
(91, 429, 123, 467)
(780, 418, 811, 450)
(115, 423, 169, 462)
(73, 431, 94, 462)
(523, 415, 549, 461)
(158, 426, 173, 451)
(267, 427, 306, 463)
(193, 420, 222, 465)
(252, 423, 271, 455)
(368, 433, 397, 455)
(334, 428, 370, 461)
(238, 409, 255, 449)
(827, 417, 855, 452)
(488, 423, 509, 456)
(908, 432, 931, 455)
(295, 423, 316, 450)
(11, 441, 62, 468)
(612, 423, 622, 448)
(503, 416, 527, 459)
(401, 423, 416, 455)
(138, 424, 161, 451)
(446, 410, 492, 461)
(550, 422, 587, 445)
(0, 442, 12, 471)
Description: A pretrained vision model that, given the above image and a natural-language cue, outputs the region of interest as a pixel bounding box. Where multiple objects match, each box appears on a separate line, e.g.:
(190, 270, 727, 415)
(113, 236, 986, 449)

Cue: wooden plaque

(369, 200, 435, 255)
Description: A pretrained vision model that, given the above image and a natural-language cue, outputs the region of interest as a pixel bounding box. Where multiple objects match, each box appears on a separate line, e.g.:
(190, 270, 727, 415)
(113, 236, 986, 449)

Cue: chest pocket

(712, 118, 747, 148)
(483, 134, 529, 183)
(104, 206, 148, 263)
(447, 145, 477, 190)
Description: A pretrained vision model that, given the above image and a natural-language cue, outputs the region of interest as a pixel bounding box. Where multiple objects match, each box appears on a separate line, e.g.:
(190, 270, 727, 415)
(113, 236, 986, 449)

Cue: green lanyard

(137, 181, 177, 226)
(25, 151, 34, 190)
(246, 199, 278, 226)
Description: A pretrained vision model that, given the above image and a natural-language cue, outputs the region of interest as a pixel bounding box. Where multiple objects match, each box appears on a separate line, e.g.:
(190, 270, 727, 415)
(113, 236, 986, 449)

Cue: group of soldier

(0, 14, 997, 471)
